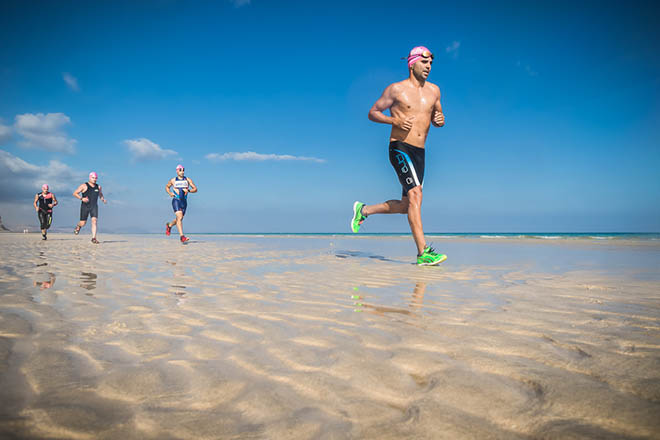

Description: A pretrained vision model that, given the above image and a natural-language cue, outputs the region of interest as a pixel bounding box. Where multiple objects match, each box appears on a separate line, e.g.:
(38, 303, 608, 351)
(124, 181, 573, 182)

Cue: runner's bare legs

(362, 186, 425, 255)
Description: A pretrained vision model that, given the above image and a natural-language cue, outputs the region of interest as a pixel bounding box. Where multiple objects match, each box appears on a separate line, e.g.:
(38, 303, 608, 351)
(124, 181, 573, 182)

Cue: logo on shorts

(396, 153, 414, 185)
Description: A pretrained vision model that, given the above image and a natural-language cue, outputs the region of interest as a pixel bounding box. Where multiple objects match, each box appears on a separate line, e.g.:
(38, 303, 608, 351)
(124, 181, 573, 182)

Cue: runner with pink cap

(351, 45, 448, 266)
(73, 171, 107, 243)
(34, 183, 58, 240)
(165, 164, 197, 243)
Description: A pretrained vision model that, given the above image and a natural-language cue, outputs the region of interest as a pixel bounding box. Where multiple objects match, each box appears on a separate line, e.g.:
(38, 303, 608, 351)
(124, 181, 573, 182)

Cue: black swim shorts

(389, 140, 425, 197)
(80, 202, 99, 221)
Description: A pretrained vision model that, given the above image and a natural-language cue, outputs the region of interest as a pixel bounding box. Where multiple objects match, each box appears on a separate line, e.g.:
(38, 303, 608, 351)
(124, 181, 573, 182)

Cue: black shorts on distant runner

(389, 140, 425, 197)
(38, 211, 52, 230)
(80, 203, 99, 221)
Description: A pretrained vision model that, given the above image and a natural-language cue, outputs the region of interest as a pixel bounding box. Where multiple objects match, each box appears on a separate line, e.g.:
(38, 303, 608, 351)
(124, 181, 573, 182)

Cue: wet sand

(1, 233, 659, 439)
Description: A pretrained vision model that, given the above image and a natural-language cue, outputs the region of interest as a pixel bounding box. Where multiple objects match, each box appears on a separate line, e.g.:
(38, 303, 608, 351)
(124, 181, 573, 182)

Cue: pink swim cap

(176, 164, 184, 171)
(407, 46, 434, 68)
(42, 184, 49, 191)
(89, 172, 98, 179)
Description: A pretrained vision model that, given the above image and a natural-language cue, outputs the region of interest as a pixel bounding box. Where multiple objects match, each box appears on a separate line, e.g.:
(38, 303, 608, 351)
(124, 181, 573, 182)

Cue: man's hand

(394, 115, 415, 131)
(433, 111, 445, 127)
(82, 197, 89, 203)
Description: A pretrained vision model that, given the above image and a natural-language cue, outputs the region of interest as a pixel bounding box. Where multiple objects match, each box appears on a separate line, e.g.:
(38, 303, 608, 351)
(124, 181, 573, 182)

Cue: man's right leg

(75, 219, 86, 234)
(352, 198, 409, 233)
(76, 204, 88, 234)
(362, 198, 409, 216)
(166, 216, 178, 235)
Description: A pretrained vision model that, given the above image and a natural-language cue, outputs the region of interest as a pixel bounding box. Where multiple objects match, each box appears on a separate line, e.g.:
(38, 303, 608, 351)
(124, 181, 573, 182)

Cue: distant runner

(165, 164, 197, 243)
(73, 172, 107, 244)
(351, 46, 447, 266)
(33, 184, 58, 240)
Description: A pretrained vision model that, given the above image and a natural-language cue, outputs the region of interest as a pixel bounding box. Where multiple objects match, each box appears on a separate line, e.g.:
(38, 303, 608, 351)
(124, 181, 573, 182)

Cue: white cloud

(122, 138, 178, 162)
(516, 61, 538, 77)
(0, 120, 11, 145)
(230, 0, 251, 7)
(205, 151, 325, 163)
(63, 72, 80, 92)
(0, 149, 86, 202)
(445, 41, 460, 58)
(14, 112, 77, 153)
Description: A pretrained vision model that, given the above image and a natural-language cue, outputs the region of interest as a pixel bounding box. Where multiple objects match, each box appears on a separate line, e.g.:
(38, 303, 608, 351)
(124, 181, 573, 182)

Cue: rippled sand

(1, 233, 659, 439)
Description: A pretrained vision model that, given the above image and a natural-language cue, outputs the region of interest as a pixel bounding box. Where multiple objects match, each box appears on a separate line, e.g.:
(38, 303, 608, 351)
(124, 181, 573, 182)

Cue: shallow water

(1, 233, 659, 439)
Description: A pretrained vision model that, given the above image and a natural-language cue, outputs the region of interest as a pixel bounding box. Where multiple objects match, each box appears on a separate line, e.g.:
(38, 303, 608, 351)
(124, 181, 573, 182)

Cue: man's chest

(394, 89, 436, 112)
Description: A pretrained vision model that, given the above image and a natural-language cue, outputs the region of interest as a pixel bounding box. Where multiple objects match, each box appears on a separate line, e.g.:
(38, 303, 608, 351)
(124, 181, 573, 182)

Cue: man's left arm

(187, 178, 198, 193)
(99, 186, 107, 204)
(432, 89, 445, 127)
(51, 194, 58, 208)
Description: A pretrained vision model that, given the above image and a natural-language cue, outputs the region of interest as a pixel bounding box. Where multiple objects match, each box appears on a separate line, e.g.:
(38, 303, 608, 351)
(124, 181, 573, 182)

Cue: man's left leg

(91, 217, 98, 242)
(174, 211, 184, 236)
(405, 186, 426, 256)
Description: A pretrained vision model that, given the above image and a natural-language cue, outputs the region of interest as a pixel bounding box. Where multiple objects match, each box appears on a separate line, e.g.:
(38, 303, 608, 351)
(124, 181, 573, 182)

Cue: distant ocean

(190, 233, 660, 241)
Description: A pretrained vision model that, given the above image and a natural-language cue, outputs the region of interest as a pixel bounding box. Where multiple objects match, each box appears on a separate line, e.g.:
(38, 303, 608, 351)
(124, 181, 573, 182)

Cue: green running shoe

(417, 245, 447, 266)
(351, 201, 366, 233)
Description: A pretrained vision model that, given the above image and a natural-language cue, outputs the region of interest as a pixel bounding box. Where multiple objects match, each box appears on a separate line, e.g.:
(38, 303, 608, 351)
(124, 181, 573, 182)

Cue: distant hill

(0, 216, 11, 232)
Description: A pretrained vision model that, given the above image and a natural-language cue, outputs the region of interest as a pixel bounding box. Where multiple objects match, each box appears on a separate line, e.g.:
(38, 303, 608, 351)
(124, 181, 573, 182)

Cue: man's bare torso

(389, 80, 440, 148)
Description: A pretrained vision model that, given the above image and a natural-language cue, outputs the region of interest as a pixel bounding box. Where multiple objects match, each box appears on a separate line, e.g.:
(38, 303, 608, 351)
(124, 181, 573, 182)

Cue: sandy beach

(0, 233, 659, 439)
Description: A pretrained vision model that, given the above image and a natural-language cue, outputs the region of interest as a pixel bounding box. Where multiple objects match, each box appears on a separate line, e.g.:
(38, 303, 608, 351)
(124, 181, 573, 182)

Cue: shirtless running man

(351, 46, 447, 266)
(165, 164, 197, 243)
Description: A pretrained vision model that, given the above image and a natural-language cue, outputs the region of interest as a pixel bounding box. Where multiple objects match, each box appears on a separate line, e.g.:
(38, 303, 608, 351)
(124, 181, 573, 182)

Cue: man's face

(412, 57, 432, 79)
(177, 168, 185, 176)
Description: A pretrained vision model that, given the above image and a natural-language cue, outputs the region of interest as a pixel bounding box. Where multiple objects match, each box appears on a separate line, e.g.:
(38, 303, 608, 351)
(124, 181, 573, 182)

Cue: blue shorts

(172, 198, 187, 216)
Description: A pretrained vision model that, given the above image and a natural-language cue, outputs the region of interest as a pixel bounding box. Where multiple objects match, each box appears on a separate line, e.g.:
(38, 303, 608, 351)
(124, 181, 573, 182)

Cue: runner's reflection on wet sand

(353, 282, 427, 316)
(167, 260, 187, 304)
(80, 272, 97, 292)
(33, 273, 56, 290)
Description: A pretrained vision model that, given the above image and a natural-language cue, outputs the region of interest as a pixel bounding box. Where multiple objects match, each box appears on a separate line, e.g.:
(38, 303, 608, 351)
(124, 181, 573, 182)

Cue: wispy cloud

(62, 72, 80, 92)
(122, 138, 178, 162)
(0, 149, 85, 202)
(205, 151, 325, 163)
(445, 41, 460, 58)
(14, 113, 77, 153)
(230, 0, 251, 7)
(0, 120, 11, 145)
(517, 61, 538, 77)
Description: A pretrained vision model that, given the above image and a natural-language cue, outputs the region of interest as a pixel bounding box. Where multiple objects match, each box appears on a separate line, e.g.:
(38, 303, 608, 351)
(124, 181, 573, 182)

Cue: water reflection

(410, 282, 426, 309)
(34, 273, 56, 290)
(36, 251, 48, 267)
(80, 272, 97, 291)
(168, 261, 187, 304)
(353, 282, 427, 316)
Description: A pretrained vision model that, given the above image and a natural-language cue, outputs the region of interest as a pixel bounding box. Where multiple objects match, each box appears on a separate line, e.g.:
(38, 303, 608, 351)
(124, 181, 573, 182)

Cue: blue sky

(1, 0, 659, 233)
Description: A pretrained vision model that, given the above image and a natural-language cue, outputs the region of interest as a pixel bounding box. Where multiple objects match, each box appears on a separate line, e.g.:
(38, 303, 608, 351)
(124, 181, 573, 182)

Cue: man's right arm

(33, 194, 39, 211)
(165, 180, 174, 197)
(368, 84, 396, 125)
(368, 84, 413, 131)
(73, 184, 84, 200)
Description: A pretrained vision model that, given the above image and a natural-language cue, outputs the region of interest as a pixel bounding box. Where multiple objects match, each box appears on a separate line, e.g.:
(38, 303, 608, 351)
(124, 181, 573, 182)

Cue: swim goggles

(403, 50, 434, 60)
